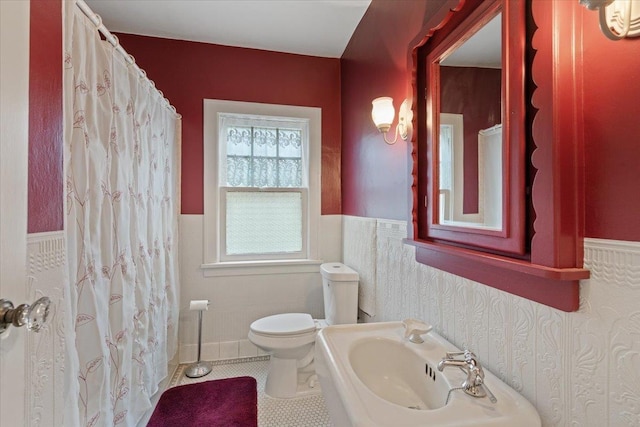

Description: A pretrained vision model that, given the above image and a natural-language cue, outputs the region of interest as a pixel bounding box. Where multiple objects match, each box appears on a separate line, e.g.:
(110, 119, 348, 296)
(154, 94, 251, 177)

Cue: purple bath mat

(147, 376, 258, 427)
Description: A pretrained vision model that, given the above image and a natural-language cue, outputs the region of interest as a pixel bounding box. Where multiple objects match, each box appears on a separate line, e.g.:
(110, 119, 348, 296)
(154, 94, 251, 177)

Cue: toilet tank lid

(320, 263, 359, 281)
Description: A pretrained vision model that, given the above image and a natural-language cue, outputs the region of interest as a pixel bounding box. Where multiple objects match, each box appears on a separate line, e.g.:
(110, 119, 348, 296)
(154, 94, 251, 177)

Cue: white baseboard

(179, 339, 268, 363)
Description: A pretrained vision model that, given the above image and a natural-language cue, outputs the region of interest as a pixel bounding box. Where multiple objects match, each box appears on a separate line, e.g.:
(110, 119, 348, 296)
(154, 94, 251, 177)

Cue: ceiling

(85, 0, 371, 58)
(441, 13, 502, 68)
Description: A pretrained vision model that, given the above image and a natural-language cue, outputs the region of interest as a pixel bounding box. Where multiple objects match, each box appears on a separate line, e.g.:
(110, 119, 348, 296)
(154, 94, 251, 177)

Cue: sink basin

(349, 337, 449, 410)
(315, 321, 541, 427)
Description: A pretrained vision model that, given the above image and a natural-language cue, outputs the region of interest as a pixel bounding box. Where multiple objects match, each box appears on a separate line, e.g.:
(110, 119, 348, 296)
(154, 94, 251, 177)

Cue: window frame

(202, 99, 322, 275)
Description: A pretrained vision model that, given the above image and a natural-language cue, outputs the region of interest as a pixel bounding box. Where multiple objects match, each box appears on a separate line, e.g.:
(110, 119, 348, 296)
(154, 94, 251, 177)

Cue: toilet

(248, 262, 359, 398)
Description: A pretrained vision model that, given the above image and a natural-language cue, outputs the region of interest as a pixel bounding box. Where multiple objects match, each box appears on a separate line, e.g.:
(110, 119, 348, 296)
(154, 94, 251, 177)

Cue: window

(203, 100, 321, 273)
(219, 114, 308, 260)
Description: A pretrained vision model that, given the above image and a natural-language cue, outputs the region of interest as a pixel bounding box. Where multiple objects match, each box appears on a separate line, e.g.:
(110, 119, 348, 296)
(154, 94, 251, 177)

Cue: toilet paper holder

(185, 299, 212, 378)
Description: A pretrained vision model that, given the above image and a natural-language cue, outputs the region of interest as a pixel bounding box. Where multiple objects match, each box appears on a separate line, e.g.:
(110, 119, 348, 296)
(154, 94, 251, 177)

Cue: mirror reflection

(437, 13, 502, 230)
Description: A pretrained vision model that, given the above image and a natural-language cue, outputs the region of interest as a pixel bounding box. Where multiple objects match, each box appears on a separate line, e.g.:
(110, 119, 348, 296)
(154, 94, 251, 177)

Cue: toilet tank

(320, 263, 359, 325)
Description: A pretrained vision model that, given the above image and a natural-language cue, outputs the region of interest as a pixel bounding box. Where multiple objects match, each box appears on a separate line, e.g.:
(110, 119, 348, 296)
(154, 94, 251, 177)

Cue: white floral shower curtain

(63, 2, 180, 426)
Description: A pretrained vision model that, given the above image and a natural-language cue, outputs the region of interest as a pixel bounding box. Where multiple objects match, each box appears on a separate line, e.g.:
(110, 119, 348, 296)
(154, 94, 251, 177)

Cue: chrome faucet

(437, 350, 497, 403)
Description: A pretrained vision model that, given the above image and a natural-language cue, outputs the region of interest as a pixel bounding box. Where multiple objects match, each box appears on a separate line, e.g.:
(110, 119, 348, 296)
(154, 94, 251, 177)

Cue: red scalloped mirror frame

(423, 0, 526, 254)
(407, 0, 589, 312)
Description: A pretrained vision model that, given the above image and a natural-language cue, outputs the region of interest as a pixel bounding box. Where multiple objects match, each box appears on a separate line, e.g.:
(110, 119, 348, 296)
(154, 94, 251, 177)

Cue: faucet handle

(445, 349, 478, 362)
(444, 350, 466, 359)
(402, 318, 432, 343)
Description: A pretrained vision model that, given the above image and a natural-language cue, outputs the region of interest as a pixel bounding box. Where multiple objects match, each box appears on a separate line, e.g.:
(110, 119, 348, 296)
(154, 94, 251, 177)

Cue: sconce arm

(382, 126, 400, 145)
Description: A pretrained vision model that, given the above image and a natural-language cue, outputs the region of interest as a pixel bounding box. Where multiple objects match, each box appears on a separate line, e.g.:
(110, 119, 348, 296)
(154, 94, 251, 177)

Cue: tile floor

(168, 356, 333, 427)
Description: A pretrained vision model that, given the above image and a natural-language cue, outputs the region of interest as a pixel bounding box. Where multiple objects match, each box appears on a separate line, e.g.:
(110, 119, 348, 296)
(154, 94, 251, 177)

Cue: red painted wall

(116, 34, 342, 215)
(29, 0, 63, 233)
(581, 9, 640, 241)
(27, 0, 640, 241)
(440, 66, 502, 213)
(341, 0, 449, 220)
(341, 0, 640, 242)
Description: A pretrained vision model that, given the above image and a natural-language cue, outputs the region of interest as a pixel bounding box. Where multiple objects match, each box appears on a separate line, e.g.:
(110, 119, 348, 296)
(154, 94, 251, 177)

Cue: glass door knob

(0, 296, 51, 334)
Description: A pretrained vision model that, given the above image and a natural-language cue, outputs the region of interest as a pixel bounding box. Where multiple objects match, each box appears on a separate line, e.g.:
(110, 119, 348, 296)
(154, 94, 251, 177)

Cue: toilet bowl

(248, 313, 322, 398)
(248, 263, 359, 398)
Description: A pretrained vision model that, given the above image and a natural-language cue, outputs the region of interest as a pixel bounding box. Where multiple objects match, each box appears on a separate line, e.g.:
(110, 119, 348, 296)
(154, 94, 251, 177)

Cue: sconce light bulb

(371, 97, 395, 133)
(370, 97, 413, 144)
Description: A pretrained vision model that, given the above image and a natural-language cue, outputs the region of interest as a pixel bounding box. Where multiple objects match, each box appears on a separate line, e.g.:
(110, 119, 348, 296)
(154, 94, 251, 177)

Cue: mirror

(415, 0, 526, 255)
(409, 0, 588, 311)
(437, 13, 502, 230)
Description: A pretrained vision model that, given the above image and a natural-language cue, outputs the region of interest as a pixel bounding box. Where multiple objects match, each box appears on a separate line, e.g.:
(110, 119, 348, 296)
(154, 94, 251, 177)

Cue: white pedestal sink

(315, 321, 541, 427)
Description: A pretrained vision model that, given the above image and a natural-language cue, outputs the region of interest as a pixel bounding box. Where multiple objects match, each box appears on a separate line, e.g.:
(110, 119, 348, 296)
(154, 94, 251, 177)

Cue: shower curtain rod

(74, 0, 181, 119)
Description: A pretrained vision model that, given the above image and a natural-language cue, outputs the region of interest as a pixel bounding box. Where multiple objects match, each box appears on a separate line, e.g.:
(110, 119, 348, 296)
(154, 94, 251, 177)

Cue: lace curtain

(63, 3, 180, 426)
(219, 114, 307, 188)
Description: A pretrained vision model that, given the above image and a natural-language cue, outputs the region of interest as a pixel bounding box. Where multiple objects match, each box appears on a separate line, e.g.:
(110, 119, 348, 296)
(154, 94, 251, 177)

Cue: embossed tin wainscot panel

(26, 231, 66, 427)
(344, 219, 640, 426)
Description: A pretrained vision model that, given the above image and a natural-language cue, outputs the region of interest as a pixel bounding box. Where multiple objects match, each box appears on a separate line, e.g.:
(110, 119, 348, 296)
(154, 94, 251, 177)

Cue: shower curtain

(63, 2, 180, 426)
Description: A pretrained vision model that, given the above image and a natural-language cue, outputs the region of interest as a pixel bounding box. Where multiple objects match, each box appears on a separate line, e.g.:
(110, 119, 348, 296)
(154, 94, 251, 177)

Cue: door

(0, 0, 31, 425)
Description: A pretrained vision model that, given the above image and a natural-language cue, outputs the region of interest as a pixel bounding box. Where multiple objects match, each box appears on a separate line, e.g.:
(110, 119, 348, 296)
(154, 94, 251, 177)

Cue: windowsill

(200, 259, 324, 277)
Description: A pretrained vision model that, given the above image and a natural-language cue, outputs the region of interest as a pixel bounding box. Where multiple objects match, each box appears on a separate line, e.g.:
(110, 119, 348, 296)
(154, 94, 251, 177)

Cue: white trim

(203, 99, 321, 269)
(200, 259, 323, 277)
(0, 2, 30, 425)
(26, 231, 66, 273)
(583, 237, 640, 251)
(584, 237, 640, 290)
(178, 339, 269, 364)
(439, 113, 487, 225)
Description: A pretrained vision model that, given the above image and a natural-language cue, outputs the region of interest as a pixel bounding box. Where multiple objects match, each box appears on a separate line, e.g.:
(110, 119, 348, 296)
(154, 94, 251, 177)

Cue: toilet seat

(250, 313, 316, 337)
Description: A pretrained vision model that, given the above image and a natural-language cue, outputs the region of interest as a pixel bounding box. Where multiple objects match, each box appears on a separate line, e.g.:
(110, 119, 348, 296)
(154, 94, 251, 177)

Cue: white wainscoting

(343, 216, 377, 318)
(26, 232, 181, 427)
(342, 215, 640, 427)
(178, 214, 342, 363)
(26, 231, 67, 427)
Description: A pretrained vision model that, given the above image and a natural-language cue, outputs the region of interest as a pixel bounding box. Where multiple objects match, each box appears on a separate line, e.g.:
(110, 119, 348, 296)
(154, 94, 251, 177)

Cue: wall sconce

(371, 97, 413, 145)
(580, 0, 640, 40)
